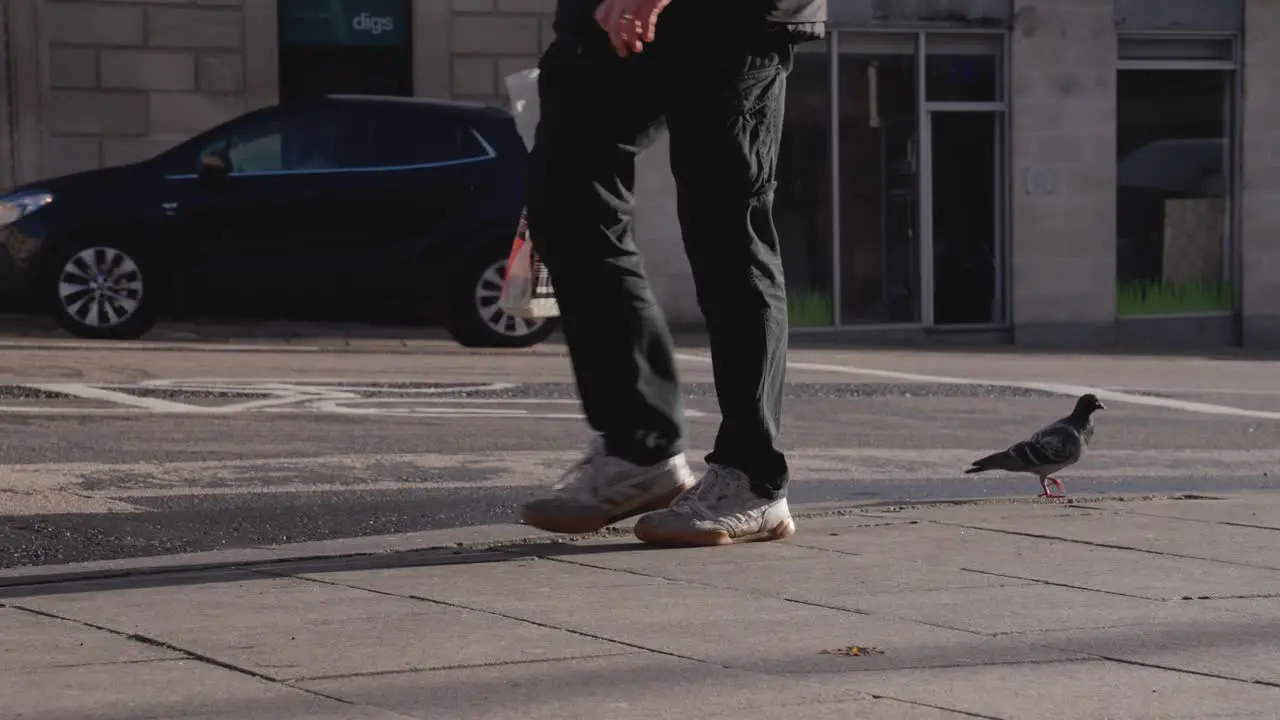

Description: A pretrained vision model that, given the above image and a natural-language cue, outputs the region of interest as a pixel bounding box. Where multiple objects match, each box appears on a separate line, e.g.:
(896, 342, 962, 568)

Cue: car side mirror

(198, 151, 230, 182)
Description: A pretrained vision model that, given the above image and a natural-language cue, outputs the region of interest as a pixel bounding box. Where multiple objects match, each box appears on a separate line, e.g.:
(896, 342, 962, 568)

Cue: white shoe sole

(634, 516, 797, 547)
(520, 482, 693, 535)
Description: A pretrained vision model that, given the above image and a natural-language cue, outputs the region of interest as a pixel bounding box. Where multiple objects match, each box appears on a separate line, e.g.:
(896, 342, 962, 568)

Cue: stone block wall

(41, 0, 250, 177)
(1008, 0, 1118, 345)
(1240, 0, 1280, 348)
(448, 0, 554, 107)
(1, 5, 14, 190)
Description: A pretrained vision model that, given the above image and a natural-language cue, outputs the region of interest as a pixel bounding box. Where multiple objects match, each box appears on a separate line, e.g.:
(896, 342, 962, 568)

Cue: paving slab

(0, 606, 178, 671)
(830, 583, 1253, 635)
(6, 493, 1280, 717)
(796, 521, 1280, 600)
(827, 659, 1280, 720)
(1083, 495, 1280, 530)
(0, 659, 404, 719)
(298, 652, 969, 720)
(244, 522, 560, 556)
(1026, 603, 1280, 686)
(12, 570, 625, 681)
(291, 554, 665, 604)
(563, 545, 1032, 599)
(942, 511, 1280, 570)
(365, 577, 1077, 673)
(791, 519, 1046, 563)
(866, 502, 1098, 524)
(11, 571, 416, 630)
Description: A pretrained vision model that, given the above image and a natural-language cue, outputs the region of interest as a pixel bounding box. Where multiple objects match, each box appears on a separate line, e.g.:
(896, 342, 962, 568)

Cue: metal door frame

(826, 28, 1009, 328)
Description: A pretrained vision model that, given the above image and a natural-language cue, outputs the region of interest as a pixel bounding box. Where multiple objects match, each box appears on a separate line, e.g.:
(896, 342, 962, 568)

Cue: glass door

(775, 40, 837, 327)
(829, 30, 1007, 327)
(836, 33, 921, 324)
(922, 33, 1007, 326)
(927, 111, 1004, 324)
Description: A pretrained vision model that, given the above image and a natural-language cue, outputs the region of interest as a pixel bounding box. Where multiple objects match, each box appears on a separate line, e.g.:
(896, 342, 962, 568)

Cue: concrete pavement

(2, 493, 1280, 719)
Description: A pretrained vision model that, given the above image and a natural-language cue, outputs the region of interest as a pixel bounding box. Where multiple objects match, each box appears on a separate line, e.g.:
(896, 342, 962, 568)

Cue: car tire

(46, 242, 163, 340)
(445, 243, 558, 349)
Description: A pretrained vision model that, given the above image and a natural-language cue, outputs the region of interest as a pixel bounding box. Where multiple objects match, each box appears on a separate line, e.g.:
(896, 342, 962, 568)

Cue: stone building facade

(2, 0, 276, 183)
(2, 0, 1278, 347)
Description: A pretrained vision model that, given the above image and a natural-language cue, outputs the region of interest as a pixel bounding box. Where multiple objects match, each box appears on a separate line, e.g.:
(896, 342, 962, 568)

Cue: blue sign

(279, 0, 409, 47)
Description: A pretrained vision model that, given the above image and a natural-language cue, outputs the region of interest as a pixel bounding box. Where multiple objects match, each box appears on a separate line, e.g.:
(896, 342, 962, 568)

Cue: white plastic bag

(498, 67, 559, 319)
(499, 211, 560, 319)
(505, 68, 541, 152)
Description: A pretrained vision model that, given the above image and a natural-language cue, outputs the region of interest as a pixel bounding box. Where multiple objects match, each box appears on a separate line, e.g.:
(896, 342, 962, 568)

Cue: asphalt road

(1, 337, 1278, 569)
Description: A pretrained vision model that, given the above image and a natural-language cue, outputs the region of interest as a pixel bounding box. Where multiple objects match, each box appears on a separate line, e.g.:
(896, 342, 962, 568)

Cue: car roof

(286, 94, 513, 120)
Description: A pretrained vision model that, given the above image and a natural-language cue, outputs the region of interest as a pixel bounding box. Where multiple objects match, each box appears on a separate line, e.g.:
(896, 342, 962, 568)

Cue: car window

(229, 123, 284, 173)
(364, 111, 490, 169)
(212, 108, 374, 174)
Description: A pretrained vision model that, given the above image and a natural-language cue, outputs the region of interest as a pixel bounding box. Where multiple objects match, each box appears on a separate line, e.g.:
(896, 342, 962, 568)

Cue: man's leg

(634, 37, 796, 547)
(519, 32, 695, 535)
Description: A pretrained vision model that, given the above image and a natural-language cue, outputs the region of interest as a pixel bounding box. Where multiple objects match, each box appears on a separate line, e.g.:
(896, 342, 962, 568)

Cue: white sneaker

(520, 437, 697, 534)
(633, 464, 796, 546)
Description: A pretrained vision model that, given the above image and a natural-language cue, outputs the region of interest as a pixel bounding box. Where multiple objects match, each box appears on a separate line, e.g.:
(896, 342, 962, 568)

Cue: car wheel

(446, 249, 557, 348)
(48, 244, 161, 340)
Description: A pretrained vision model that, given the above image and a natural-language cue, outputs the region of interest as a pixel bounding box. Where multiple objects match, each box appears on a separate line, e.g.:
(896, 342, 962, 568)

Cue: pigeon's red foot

(1038, 477, 1067, 499)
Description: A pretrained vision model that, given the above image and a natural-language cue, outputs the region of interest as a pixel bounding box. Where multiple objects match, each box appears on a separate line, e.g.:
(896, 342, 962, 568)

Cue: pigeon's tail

(965, 448, 1022, 474)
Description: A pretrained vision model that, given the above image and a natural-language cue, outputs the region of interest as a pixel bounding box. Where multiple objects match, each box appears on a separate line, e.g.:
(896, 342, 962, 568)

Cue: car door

(169, 103, 373, 310)
(334, 105, 493, 295)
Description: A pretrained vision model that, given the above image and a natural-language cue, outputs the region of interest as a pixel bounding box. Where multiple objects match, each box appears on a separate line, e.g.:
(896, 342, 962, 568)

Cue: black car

(0, 94, 555, 347)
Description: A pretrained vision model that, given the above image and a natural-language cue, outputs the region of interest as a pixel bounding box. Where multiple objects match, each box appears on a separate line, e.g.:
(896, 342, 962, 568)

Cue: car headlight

(0, 191, 53, 228)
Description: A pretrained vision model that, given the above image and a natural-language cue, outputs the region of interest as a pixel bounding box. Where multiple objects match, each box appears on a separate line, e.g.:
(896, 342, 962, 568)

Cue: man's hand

(594, 0, 672, 57)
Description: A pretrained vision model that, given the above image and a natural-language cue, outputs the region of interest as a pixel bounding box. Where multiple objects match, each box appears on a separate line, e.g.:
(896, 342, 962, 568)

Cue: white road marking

(1, 379, 714, 419)
(675, 353, 1280, 421)
(0, 407, 148, 415)
(0, 341, 321, 352)
(24, 383, 199, 413)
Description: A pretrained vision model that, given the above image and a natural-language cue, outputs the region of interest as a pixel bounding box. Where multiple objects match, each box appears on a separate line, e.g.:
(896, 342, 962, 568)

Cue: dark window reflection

(775, 44, 835, 327)
(1116, 70, 1233, 315)
(837, 49, 920, 324)
(926, 53, 998, 102)
(932, 112, 1000, 324)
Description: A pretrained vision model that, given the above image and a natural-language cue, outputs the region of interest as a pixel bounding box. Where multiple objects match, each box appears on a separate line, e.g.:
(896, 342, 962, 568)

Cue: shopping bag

(504, 67, 540, 152)
(499, 209, 560, 319)
(497, 67, 559, 319)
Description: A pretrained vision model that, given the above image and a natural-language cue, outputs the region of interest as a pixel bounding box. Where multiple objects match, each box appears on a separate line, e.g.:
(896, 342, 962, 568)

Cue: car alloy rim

(475, 258, 547, 338)
(58, 247, 144, 328)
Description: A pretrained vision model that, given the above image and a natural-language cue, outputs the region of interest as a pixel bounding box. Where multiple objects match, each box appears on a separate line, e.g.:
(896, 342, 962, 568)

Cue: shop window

(926, 34, 1002, 103)
(925, 34, 1005, 325)
(774, 40, 835, 327)
(837, 33, 920, 324)
(1116, 65, 1236, 315)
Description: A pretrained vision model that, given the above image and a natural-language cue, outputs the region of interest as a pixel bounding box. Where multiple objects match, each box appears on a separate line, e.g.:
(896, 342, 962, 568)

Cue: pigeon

(964, 393, 1106, 498)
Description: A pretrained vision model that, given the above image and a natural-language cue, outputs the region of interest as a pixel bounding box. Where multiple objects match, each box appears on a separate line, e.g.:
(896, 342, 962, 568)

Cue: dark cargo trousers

(524, 25, 794, 499)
